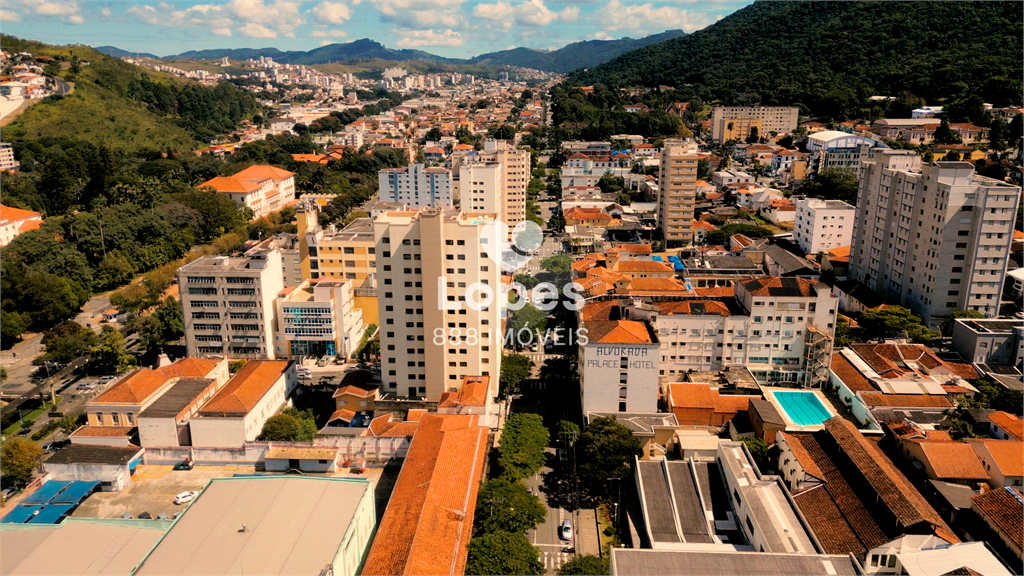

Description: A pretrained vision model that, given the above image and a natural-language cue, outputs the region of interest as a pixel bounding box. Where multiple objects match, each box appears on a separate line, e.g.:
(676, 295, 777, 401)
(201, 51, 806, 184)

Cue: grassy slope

(1, 36, 197, 151)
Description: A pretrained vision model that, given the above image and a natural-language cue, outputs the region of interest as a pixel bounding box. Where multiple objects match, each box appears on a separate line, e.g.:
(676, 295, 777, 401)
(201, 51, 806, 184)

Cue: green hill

(566, 2, 1023, 117)
(1, 35, 262, 151)
(469, 30, 686, 73)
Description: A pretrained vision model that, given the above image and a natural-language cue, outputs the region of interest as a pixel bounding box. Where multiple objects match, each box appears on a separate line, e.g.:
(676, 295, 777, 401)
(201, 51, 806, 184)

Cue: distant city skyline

(0, 0, 752, 59)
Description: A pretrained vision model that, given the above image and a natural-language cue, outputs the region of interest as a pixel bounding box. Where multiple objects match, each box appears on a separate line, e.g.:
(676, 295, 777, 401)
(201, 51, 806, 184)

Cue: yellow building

(717, 118, 763, 143)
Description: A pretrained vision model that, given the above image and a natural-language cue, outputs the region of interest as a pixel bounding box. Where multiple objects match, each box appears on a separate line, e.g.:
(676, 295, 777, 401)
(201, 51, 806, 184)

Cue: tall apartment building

(374, 208, 501, 401)
(850, 150, 1021, 325)
(710, 106, 799, 143)
(0, 142, 20, 171)
(378, 164, 453, 208)
(654, 277, 837, 387)
(458, 140, 528, 234)
(658, 139, 700, 248)
(793, 198, 856, 255)
(178, 247, 283, 359)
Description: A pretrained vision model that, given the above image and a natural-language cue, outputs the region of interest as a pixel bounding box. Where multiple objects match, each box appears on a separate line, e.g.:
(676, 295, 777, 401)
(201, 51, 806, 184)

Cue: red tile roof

(915, 441, 990, 480)
(740, 277, 819, 297)
(365, 414, 420, 438)
(966, 439, 1023, 478)
(971, 488, 1024, 551)
(0, 204, 42, 223)
(438, 376, 490, 408)
(859, 394, 953, 409)
(613, 260, 674, 273)
(656, 300, 731, 316)
(327, 409, 356, 423)
(92, 359, 221, 405)
(830, 352, 876, 393)
(588, 320, 652, 344)
(361, 414, 488, 576)
(198, 360, 290, 416)
(987, 411, 1023, 441)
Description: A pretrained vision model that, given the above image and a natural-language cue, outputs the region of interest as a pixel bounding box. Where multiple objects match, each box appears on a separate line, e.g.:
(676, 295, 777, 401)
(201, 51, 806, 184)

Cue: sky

(0, 0, 753, 59)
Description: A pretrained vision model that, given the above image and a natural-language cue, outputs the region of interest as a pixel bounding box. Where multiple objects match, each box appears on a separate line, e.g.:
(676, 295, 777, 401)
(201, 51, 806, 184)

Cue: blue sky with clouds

(0, 0, 752, 58)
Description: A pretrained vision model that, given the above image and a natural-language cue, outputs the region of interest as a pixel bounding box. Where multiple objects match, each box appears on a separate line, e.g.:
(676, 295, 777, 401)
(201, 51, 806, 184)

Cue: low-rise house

(665, 382, 757, 428)
(200, 165, 295, 219)
(965, 438, 1023, 489)
(189, 360, 297, 447)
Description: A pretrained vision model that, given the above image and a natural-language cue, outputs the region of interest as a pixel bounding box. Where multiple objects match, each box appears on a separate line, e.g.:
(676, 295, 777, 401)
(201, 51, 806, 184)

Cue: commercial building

(378, 163, 453, 208)
(658, 139, 700, 248)
(374, 209, 501, 401)
(86, 358, 229, 427)
(0, 204, 42, 246)
(298, 208, 376, 287)
(610, 549, 860, 576)
(137, 376, 223, 447)
(274, 279, 365, 359)
(792, 198, 855, 255)
(1, 518, 167, 575)
(44, 444, 145, 492)
(654, 278, 837, 387)
(178, 247, 284, 359)
(135, 476, 375, 576)
(950, 318, 1024, 366)
(199, 165, 295, 218)
(578, 301, 661, 414)
(710, 107, 799, 143)
(189, 360, 296, 447)
(362, 414, 488, 576)
(850, 152, 1021, 325)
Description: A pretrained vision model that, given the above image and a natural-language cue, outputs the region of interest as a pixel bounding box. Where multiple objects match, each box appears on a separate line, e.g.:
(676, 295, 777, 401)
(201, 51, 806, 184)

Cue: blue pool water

(774, 391, 832, 426)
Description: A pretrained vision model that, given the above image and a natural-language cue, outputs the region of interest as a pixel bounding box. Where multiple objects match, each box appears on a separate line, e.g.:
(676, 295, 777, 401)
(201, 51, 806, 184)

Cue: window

(745, 516, 755, 535)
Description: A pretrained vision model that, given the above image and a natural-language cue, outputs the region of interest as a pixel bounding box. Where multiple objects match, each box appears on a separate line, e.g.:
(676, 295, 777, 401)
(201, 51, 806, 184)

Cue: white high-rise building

(374, 208, 501, 401)
(658, 139, 700, 248)
(178, 247, 283, 359)
(850, 150, 1021, 325)
(378, 164, 453, 208)
(458, 140, 528, 234)
(792, 198, 856, 255)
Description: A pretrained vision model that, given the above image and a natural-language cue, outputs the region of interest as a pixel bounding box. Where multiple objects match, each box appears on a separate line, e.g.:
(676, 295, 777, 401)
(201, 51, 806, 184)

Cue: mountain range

(94, 31, 686, 74)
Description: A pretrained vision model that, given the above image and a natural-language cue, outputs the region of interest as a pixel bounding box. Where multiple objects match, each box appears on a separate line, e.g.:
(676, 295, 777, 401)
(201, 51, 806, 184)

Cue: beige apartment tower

(457, 139, 528, 234)
(711, 106, 799, 143)
(658, 139, 700, 248)
(850, 150, 1021, 326)
(374, 209, 502, 401)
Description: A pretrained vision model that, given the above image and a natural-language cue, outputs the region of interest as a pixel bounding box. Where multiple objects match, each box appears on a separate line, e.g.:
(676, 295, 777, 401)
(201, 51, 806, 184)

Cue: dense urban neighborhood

(0, 2, 1022, 576)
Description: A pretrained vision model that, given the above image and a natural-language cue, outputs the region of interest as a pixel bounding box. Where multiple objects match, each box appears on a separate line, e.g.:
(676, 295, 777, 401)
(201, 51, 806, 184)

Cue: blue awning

(129, 458, 142, 472)
(21, 481, 71, 505)
(28, 504, 73, 524)
(50, 481, 98, 505)
(1, 505, 42, 524)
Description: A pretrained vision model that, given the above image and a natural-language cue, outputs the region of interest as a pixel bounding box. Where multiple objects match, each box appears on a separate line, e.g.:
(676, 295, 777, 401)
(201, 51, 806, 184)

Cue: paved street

(522, 236, 565, 276)
(526, 449, 601, 575)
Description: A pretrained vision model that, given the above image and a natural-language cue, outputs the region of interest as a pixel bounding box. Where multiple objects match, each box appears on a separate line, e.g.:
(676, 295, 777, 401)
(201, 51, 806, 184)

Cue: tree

(465, 531, 543, 576)
(500, 353, 533, 396)
(988, 118, 1009, 152)
(1009, 114, 1023, 155)
(498, 413, 550, 480)
(943, 150, 962, 161)
(514, 273, 541, 290)
(558, 555, 609, 575)
(282, 407, 318, 440)
(474, 479, 546, 535)
(488, 124, 517, 140)
(746, 125, 760, 144)
(932, 118, 963, 145)
(507, 303, 547, 347)
(742, 437, 771, 472)
(87, 326, 136, 375)
(1, 437, 42, 485)
(258, 413, 304, 441)
(800, 168, 859, 205)
(1, 310, 28, 349)
(540, 254, 573, 280)
(577, 416, 642, 500)
(151, 297, 184, 346)
(777, 134, 795, 149)
(557, 420, 580, 447)
(859, 306, 932, 341)
(41, 321, 98, 364)
(424, 127, 443, 142)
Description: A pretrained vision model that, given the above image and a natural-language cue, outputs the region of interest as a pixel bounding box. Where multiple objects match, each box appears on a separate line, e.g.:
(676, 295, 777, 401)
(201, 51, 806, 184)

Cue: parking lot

(71, 464, 390, 521)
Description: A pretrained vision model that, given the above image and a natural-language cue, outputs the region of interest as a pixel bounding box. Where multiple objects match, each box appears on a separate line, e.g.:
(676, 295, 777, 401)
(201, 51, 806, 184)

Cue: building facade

(374, 209, 501, 401)
(850, 151, 1021, 325)
(658, 139, 700, 248)
(710, 106, 799, 143)
(178, 247, 284, 359)
(0, 142, 20, 171)
(199, 165, 295, 219)
(274, 279, 365, 359)
(0, 204, 42, 246)
(378, 164, 453, 208)
(462, 139, 528, 235)
(793, 198, 856, 255)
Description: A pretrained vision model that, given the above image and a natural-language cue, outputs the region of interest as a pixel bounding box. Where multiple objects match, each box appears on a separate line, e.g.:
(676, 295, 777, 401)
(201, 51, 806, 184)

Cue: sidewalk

(577, 508, 600, 557)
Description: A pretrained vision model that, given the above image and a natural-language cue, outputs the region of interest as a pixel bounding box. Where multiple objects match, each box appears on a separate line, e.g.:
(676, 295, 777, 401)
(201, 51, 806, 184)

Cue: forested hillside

(566, 2, 1023, 119)
(468, 30, 686, 73)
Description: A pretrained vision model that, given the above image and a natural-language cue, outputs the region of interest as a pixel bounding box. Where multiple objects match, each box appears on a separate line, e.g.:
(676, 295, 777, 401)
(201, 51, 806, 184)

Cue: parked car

(173, 458, 194, 471)
(317, 357, 330, 368)
(138, 511, 153, 519)
(156, 512, 169, 520)
(122, 512, 133, 519)
(560, 519, 573, 541)
(173, 491, 198, 505)
(98, 375, 117, 383)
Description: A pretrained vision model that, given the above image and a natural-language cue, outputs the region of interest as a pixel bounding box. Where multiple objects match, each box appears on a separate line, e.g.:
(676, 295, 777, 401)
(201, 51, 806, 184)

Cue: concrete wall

(189, 417, 247, 448)
(138, 417, 181, 448)
(70, 435, 133, 447)
(46, 462, 132, 491)
(332, 481, 376, 576)
(265, 457, 338, 473)
(144, 437, 411, 466)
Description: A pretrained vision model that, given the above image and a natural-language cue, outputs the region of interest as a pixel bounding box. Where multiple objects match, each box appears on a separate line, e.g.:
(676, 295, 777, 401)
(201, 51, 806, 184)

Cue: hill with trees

(468, 30, 686, 73)
(171, 39, 457, 65)
(565, 2, 1023, 119)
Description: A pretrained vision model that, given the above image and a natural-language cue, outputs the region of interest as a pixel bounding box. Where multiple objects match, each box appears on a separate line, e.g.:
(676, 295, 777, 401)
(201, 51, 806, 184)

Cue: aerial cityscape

(0, 1, 1022, 576)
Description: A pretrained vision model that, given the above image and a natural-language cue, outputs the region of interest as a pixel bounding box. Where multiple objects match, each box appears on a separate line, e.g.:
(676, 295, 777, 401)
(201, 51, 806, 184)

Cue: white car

(560, 519, 573, 541)
(173, 491, 198, 505)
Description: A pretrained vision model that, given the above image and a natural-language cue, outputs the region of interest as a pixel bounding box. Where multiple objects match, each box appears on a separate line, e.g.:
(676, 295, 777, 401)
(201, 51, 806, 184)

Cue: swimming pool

(773, 391, 833, 426)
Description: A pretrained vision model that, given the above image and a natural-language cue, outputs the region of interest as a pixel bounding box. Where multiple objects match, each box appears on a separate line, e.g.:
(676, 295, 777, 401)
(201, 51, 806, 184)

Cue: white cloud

(395, 28, 464, 47)
(35, 1, 78, 16)
(598, 1, 719, 33)
(591, 31, 611, 40)
(310, 1, 350, 24)
(67, 13, 82, 23)
(473, 0, 573, 28)
(310, 29, 348, 38)
(239, 22, 277, 37)
(211, 26, 232, 35)
(0, 9, 22, 21)
(100, 7, 111, 17)
(373, 0, 463, 30)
